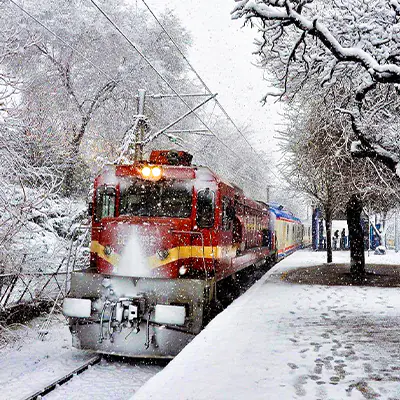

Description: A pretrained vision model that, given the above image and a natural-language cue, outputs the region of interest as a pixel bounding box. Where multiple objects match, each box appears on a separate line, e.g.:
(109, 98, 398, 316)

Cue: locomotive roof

(95, 162, 251, 199)
(96, 163, 225, 185)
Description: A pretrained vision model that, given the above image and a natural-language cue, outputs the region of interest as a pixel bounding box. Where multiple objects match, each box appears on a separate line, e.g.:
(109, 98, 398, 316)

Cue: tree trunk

(63, 166, 75, 196)
(63, 125, 84, 196)
(325, 208, 332, 263)
(63, 150, 78, 196)
(346, 194, 365, 277)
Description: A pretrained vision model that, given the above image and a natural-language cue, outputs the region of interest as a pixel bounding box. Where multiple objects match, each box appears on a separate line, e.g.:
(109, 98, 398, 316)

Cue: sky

(140, 0, 284, 161)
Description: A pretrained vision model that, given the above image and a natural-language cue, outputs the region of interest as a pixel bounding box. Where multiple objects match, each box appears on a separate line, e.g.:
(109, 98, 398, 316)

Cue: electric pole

(134, 89, 146, 162)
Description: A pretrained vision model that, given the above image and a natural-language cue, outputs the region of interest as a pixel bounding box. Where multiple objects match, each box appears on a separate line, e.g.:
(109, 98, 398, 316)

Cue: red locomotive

(63, 150, 300, 357)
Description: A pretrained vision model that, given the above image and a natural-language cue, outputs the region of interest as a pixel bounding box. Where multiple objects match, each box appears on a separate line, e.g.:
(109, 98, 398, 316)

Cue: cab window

(95, 186, 116, 221)
(222, 197, 234, 231)
(119, 179, 192, 218)
(196, 189, 215, 228)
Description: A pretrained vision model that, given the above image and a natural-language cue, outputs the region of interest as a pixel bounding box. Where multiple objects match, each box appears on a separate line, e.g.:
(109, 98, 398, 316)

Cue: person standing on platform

(341, 228, 346, 250)
(333, 229, 339, 250)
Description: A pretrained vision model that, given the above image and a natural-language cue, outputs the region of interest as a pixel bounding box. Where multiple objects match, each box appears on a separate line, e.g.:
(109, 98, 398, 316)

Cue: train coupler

(98, 297, 146, 343)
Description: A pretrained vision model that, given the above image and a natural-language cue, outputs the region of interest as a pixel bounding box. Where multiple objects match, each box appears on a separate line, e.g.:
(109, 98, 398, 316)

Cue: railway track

(8, 264, 267, 400)
(22, 355, 102, 400)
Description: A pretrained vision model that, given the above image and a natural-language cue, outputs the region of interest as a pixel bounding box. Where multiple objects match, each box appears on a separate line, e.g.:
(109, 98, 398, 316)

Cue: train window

(119, 179, 192, 218)
(95, 186, 116, 222)
(196, 188, 215, 228)
(222, 197, 233, 231)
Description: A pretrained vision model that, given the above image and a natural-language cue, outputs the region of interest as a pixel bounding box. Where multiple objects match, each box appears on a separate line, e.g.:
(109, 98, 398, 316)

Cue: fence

(0, 225, 90, 316)
(0, 270, 69, 310)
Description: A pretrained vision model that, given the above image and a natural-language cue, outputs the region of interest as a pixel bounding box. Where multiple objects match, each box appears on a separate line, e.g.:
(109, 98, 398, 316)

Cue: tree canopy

(232, 0, 400, 177)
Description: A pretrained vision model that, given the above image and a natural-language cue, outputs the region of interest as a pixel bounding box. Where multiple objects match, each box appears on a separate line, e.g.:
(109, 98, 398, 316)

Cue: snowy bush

(0, 120, 90, 311)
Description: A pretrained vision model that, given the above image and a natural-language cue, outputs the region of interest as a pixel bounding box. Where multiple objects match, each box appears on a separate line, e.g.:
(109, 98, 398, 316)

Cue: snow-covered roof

(269, 205, 302, 223)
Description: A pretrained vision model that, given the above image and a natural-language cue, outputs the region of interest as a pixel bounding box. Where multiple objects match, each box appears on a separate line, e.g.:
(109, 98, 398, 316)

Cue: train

(63, 150, 307, 358)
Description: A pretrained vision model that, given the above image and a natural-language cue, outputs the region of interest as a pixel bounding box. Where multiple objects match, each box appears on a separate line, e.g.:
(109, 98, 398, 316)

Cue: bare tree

(232, 0, 400, 176)
(279, 100, 348, 264)
(279, 88, 400, 274)
(3, 0, 195, 195)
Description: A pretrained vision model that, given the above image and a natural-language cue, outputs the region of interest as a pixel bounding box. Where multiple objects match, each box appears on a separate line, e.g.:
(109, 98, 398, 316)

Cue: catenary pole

(134, 89, 146, 162)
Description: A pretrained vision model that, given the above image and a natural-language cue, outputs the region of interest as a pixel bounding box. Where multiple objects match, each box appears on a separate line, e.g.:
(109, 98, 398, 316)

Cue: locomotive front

(63, 151, 217, 358)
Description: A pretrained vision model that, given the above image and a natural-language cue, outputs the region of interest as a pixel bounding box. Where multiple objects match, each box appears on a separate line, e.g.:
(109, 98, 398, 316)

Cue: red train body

(90, 151, 273, 281)
(63, 150, 297, 358)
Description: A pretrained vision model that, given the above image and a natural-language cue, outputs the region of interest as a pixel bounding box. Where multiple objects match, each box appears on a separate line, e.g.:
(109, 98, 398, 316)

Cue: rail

(22, 355, 102, 400)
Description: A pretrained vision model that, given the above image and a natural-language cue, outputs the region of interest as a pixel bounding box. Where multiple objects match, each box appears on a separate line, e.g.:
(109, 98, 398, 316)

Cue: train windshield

(119, 179, 193, 218)
(95, 186, 116, 221)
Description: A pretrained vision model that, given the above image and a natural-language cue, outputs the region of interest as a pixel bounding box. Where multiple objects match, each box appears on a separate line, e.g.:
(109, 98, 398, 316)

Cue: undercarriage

(64, 271, 213, 358)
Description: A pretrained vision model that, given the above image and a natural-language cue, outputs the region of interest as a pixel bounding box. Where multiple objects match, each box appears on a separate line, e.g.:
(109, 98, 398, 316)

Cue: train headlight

(141, 166, 151, 177)
(152, 166, 162, 178)
(156, 249, 169, 260)
(140, 165, 163, 180)
(179, 265, 188, 276)
(104, 245, 112, 256)
(63, 298, 91, 318)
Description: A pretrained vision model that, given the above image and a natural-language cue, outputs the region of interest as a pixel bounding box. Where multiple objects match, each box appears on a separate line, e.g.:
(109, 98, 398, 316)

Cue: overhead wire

(89, 0, 273, 194)
(7, 0, 273, 197)
(7, 0, 117, 84)
(88, 0, 212, 133)
(6, 0, 154, 156)
(140, 0, 281, 183)
(143, 99, 264, 189)
(144, 103, 260, 188)
(147, 104, 263, 189)
(141, 0, 254, 148)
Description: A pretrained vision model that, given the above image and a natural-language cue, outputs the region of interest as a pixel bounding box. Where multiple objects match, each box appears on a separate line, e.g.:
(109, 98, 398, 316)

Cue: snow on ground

(0, 315, 163, 400)
(1, 249, 400, 400)
(134, 249, 400, 400)
(45, 357, 165, 400)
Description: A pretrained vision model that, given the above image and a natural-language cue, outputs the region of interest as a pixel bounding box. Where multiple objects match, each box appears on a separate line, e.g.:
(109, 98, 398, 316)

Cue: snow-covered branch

(233, 0, 400, 177)
(233, 0, 400, 83)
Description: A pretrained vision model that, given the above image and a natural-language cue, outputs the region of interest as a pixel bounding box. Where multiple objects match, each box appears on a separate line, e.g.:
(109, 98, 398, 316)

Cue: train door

(275, 219, 284, 257)
(216, 190, 238, 277)
(233, 198, 244, 253)
(286, 222, 290, 253)
(278, 220, 289, 257)
(194, 188, 216, 278)
(268, 210, 277, 258)
(221, 196, 234, 244)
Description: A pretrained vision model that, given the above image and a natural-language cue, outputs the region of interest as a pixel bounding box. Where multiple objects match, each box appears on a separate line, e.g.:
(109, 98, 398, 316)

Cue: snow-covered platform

(133, 249, 400, 400)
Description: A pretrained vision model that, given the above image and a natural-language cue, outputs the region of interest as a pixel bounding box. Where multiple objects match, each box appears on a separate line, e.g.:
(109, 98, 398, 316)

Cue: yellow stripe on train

(90, 241, 238, 270)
